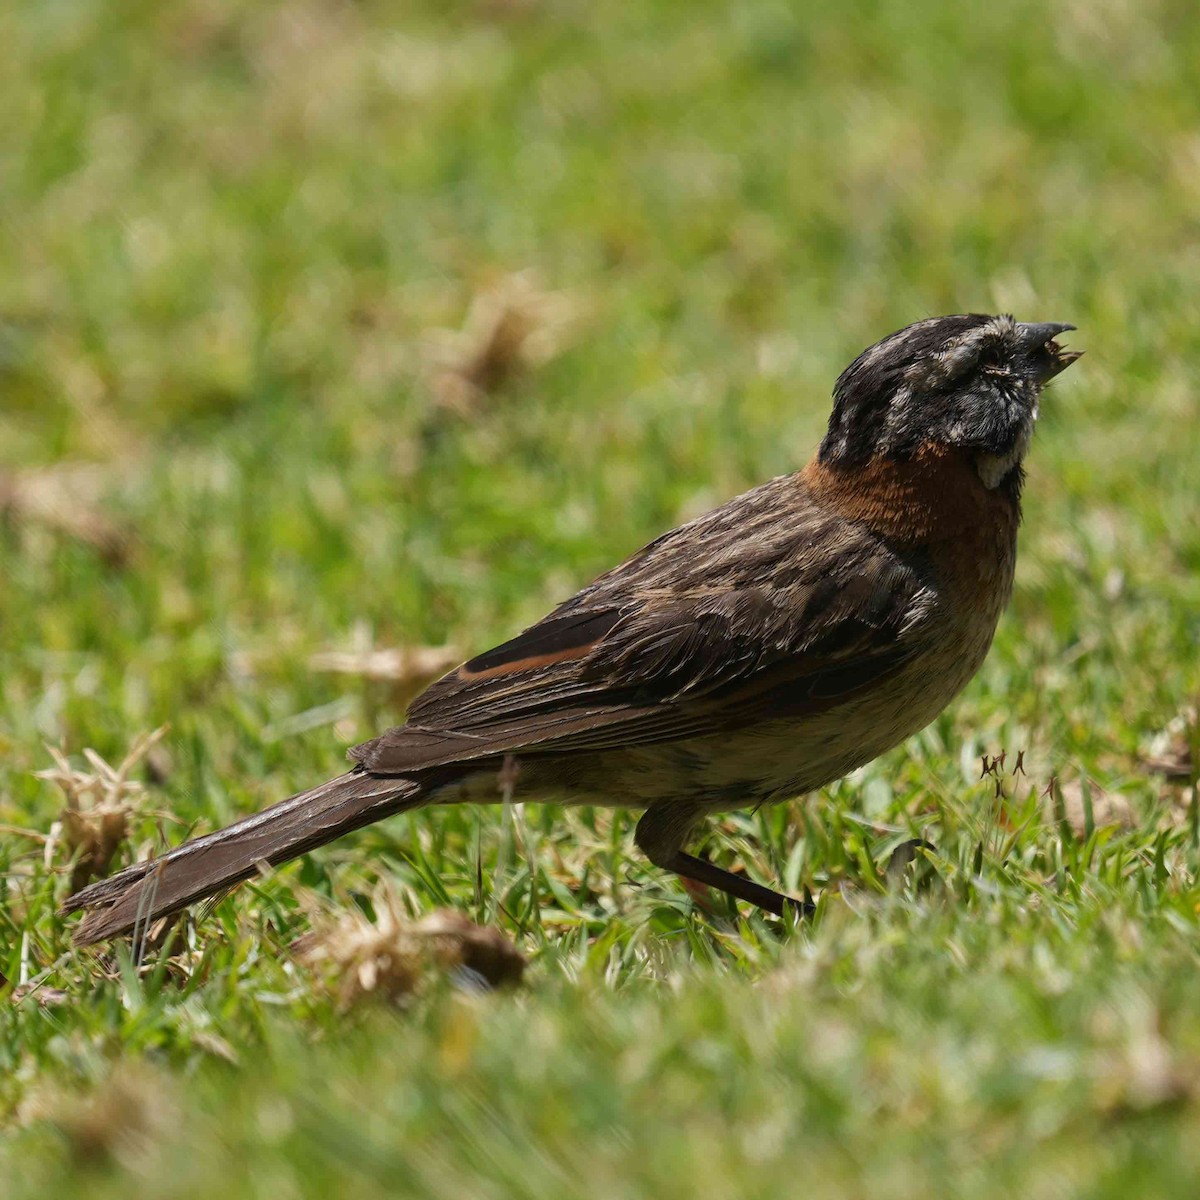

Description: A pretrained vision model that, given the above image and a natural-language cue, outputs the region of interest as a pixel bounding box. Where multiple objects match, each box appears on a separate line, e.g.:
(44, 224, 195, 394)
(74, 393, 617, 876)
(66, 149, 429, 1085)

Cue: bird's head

(819, 314, 1081, 491)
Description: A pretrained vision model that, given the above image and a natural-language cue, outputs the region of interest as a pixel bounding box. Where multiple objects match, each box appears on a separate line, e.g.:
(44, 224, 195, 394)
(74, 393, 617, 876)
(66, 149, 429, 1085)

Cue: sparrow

(65, 313, 1080, 944)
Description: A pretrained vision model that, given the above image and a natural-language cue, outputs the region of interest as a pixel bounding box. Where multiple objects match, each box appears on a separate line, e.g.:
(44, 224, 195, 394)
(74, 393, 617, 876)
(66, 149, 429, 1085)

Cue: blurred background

(3, 2, 1200, 1194)
(2, 0, 1198, 753)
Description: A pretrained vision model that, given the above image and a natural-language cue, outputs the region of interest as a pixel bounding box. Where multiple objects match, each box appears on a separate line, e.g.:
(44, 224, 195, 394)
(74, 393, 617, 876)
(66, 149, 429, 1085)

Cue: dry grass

(3, 0, 1200, 1195)
(426, 272, 576, 413)
(34, 728, 169, 893)
(308, 626, 461, 708)
(0, 464, 135, 566)
(294, 887, 525, 1009)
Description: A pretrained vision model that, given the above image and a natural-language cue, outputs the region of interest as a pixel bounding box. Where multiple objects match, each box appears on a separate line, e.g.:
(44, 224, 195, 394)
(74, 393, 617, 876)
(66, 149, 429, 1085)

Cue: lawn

(2, 0, 1200, 1195)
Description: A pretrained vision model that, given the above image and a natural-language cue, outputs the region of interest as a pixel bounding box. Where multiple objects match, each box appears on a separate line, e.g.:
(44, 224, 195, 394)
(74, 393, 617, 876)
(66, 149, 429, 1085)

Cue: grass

(2, 0, 1200, 1194)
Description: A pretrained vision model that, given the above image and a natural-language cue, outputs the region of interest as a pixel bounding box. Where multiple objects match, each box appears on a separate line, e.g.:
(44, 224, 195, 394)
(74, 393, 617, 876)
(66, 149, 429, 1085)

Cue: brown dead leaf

(35, 727, 168, 892)
(0, 462, 135, 565)
(427, 271, 575, 413)
(295, 888, 524, 1010)
(409, 908, 527, 989)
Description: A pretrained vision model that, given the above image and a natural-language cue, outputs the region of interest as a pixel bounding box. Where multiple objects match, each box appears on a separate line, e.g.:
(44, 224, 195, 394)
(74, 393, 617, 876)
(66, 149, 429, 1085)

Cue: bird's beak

(1018, 321, 1083, 381)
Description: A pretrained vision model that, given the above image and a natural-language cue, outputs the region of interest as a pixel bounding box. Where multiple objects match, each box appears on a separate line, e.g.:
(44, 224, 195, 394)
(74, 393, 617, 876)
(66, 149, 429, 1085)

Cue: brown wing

(351, 474, 938, 774)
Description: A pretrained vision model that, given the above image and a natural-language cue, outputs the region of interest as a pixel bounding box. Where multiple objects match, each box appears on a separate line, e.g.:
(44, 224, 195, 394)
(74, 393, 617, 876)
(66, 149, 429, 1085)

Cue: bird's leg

(634, 804, 813, 920)
(668, 851, 813, 918)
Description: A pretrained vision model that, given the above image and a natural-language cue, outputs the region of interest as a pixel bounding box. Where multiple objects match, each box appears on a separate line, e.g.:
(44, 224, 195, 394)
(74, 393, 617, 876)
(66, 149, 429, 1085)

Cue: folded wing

(351, 474, 937, 774)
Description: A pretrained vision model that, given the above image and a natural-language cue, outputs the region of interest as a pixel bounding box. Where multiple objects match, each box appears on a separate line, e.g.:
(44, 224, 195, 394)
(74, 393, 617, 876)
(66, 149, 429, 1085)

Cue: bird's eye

(976, 345, 1008, 374)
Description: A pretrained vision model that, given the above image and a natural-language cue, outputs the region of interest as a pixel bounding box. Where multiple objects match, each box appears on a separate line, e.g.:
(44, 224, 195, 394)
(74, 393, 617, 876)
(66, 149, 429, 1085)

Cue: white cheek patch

(974, 385, 1039, 489)
(976, 417, 1035, 489)
(976, 449, 1020, 489)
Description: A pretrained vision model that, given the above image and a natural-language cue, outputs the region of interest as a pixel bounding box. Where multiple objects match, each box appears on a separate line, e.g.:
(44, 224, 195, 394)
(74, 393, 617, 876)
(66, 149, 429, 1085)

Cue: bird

(64, 313, 1081, 945)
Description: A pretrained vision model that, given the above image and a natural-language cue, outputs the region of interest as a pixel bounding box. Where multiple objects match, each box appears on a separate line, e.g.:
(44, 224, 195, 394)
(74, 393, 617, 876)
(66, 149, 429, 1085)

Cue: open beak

(1018, 321, 1083, 382)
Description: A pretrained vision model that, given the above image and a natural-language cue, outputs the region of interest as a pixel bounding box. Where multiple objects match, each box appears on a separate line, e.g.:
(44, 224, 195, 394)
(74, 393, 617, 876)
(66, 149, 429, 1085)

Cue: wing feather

(352, 474, 938, 774)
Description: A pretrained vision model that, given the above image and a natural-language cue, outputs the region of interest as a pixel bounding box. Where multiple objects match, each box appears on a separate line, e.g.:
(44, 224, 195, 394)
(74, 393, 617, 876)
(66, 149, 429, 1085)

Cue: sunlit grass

(2, 0, 1199, 1195)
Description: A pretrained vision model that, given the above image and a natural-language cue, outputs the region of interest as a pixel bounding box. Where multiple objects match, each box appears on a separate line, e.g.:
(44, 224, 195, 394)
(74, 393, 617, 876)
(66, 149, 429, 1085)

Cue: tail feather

(63, 770, 425, 946)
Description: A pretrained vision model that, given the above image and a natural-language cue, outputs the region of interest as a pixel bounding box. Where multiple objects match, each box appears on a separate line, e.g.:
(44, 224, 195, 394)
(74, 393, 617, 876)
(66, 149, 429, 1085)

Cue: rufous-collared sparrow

(67, 313, 1080, 943)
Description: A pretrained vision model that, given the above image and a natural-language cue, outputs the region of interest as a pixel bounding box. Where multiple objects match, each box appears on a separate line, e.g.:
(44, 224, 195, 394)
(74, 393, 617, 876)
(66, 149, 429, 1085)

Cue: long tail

(63, 770, 426, 946)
